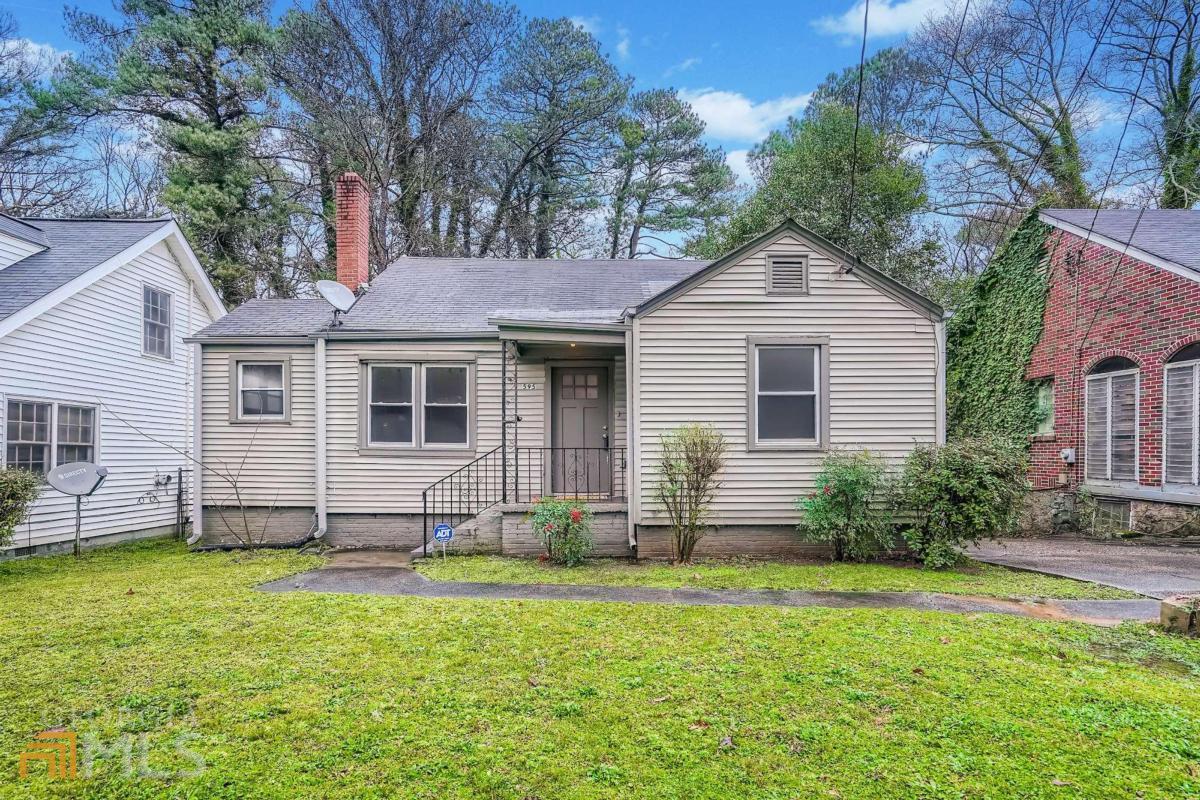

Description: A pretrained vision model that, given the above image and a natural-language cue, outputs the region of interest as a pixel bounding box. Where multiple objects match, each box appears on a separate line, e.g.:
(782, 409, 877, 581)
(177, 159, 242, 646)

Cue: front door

(550, 366, 611, 496)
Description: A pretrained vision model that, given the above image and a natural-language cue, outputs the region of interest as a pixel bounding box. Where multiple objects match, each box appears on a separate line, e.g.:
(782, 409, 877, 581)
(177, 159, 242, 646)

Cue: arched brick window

(1164, 343, 1200, 485)
(1085, 357, 1138, 482)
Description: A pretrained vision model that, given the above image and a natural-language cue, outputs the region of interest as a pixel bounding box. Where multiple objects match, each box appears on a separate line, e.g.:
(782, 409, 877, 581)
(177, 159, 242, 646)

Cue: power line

(845, 0, 870, 232)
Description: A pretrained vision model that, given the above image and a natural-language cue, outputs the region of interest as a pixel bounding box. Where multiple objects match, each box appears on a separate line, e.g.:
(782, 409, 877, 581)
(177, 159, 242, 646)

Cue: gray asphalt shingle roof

(0, 215, 173, 321)
(1041, 208, 1200, 274)
(197, 257, 711, 338)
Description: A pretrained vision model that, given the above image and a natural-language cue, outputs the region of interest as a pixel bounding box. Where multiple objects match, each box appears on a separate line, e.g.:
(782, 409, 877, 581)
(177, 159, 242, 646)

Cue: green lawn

(1, 541, 1197, 799)
(416, 554, 1139, 600)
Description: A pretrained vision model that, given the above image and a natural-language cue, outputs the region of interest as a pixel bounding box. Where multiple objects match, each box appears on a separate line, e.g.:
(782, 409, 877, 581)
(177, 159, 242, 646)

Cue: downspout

(314, 337, 328, 539)
(935, 316, 947, 444)
(186, 341, 204, 545)
(626, 316, 641, 550)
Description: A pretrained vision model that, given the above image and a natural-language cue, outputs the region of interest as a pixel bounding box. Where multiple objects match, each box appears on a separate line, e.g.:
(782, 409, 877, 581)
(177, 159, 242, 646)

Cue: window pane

(143, 287, 172, 357)
(57, 444, 93, 464)
(1165, 366, 1195, 484)
(758, 395, 817, 441)
(241, 363, 284, 390)
(242, 389, 284, 417)
(1034, 381, 1054, 435)
(7, 400, 51, 444)
(370, 406, 413, 443)
(1110, 374, 1137, 481)
(371, 366, 412, 404)
(6, 443, 49, 474)
(758, 347, 815, 392)
(1085, 378, 1109, 481)
(426, 366, 467, 404)
(425, 406, 468, 444)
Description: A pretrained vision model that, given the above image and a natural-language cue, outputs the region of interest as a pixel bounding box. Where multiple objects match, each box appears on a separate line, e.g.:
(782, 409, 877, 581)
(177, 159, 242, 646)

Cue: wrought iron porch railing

(421, 446, 629, 556)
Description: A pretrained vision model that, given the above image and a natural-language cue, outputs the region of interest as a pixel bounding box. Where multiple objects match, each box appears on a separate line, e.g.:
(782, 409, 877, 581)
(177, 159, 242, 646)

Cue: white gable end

(0, 231, 44, 270)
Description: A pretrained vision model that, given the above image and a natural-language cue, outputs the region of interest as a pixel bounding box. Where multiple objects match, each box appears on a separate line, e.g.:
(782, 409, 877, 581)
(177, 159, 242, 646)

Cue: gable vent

(767, 255, 809, 295)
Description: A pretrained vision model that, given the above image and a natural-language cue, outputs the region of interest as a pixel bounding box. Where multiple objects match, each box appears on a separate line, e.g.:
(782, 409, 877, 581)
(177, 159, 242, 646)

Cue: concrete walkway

(966, 538, 1200, 600)
(259, 563, 1160, 626)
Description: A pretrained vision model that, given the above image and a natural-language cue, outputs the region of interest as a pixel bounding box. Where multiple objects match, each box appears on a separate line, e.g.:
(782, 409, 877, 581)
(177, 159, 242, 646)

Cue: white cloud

(664, 57, 701, 78)
(725, 149, 754, 185)
(569, 16, 601, 35)
(813, 0, 948, 40)
(679, 88, 810, 142)
(4, 38, 69, 76)
(616, 26, 631, 60)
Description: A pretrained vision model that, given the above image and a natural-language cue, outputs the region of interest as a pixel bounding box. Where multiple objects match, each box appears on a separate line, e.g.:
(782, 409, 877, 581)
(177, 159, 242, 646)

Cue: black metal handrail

(421, 445, 504, 557)
(513, 447, 627, 503)
(422, 446, 628, 557)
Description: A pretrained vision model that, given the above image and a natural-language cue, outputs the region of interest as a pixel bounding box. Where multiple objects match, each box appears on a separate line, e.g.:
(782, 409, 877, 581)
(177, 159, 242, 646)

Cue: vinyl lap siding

(201, 344, 316, 507)
(326, 341, 503, 513)
(0, 242, 215, 549)
(635, 233, 938, 526)
(0, 232, 42, 270)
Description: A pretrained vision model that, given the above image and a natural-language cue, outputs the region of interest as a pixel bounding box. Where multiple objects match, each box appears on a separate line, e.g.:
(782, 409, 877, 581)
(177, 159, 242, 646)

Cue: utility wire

(845, 0, 870, 232)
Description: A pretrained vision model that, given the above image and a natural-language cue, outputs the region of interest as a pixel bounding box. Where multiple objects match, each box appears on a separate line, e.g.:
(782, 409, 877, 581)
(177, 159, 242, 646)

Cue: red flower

(570, 508, 583, 524)
(544, 522, 555, 533)
(822, 485, 833, 496)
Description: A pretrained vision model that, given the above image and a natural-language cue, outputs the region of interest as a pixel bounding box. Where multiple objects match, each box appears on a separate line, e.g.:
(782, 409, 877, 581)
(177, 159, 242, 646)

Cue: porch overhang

(490, 317, 628, 347)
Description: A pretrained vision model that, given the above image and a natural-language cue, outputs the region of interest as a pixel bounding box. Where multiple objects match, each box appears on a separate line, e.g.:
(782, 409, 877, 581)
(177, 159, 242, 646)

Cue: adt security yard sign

(433, 523, 454, 559)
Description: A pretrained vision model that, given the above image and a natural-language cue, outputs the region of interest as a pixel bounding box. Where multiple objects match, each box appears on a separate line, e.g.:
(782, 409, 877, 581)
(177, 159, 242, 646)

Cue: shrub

(529, 497, 593, 566)
(796, 450, 893, 562)
(0, 468, 42, 548)
(655, 423, 726, 563)
(895, 436, 1028, 568)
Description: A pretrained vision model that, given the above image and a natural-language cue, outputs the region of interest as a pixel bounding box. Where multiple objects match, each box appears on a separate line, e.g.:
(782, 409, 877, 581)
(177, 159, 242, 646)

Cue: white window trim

(142, 283, 174, 361)
(366, 362, 417, 449)
(747, 336, 829, 451)
(420, 364, 471, 449)
(2, 396, 101, 473)
(1084, 367, 1140, 483)
(1162, 358, 1200, 488)
(235, 361, 289, 423)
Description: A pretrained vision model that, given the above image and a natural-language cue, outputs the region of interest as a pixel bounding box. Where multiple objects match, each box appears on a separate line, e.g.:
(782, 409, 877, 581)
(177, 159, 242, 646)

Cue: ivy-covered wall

(946, 211, 1052, 441)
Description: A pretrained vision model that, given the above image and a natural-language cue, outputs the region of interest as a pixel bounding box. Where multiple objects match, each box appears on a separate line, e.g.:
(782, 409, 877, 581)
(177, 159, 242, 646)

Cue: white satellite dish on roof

(316, 279, 357, 327)
(316, 279, 357, 312)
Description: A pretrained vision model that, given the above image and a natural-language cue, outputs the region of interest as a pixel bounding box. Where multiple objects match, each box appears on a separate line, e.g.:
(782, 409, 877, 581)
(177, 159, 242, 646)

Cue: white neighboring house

(0, 214, 225, 555)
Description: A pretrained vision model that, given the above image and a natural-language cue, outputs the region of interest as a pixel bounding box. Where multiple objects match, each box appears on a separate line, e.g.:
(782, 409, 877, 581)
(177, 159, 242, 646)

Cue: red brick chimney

(335, 171, 370, 293)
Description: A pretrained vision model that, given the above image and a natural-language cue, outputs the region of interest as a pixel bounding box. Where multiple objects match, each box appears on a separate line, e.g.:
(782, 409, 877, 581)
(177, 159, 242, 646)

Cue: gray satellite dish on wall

(316, 279, 357, 327)
(46, 461, 108, 556)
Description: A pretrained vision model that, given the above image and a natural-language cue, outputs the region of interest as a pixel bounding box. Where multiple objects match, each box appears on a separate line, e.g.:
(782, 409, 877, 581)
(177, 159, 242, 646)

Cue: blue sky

(3, 0, 943, 182)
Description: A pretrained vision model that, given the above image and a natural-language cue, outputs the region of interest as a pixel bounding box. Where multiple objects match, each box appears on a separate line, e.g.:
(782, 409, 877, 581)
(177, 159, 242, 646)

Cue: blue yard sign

(433, 523, 454, 543)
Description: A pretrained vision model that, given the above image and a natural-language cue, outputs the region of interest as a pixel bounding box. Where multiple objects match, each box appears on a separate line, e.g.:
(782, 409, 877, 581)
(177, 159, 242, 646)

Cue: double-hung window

(1085, 357, 1139, 482)
(143, 285, 172, 359)
(364, 362, 471, 449)
(235, 361, 289, 422)
(749, 338, 825, 449)
(1164, 343, 1200, 486)
(4, 399, 98, 475)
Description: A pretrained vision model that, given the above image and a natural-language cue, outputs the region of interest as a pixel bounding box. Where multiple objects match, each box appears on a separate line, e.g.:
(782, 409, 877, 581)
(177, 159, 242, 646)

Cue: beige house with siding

(189, 173, 944, 557)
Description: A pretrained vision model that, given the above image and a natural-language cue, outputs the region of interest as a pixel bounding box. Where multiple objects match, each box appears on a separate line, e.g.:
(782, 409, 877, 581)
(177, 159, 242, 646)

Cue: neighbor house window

(422, 365, 469, 446)
(1085, 357, 1138, 482)
(4, 399, 98, 474)
(56, 404, 96, 464)
(1164, 343, 1200, 486)
(367, 364, 415, 445)
(749, 338, 825, 448)
(234, 360, 289, 422)
(363, 361, 473, 449)
(5, 400, 51, 474)
(1034, 380, 1055, 436)
(143, 285, 172, 358)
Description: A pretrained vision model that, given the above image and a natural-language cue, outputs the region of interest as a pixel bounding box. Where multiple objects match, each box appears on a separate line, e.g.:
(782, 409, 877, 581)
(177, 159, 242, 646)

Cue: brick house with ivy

(1024, 208, 1200, 533)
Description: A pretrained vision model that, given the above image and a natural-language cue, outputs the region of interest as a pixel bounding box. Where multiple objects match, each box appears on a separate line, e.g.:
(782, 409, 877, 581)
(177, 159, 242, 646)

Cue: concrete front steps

(410, 502, 630, 559)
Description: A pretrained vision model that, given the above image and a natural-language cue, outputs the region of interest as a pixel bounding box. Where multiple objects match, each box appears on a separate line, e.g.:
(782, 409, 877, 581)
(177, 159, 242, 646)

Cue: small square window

(237, 362, 287, 420)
